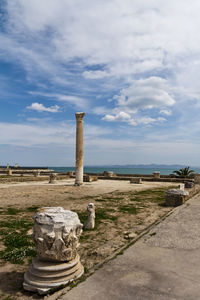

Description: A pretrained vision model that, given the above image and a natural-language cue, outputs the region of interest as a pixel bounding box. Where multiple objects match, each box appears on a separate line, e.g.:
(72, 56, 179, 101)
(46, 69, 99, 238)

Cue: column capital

(75, 112, 85, 120)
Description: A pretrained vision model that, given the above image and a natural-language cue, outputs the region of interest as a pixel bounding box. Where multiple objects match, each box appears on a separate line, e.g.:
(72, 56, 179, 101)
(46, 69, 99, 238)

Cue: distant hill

(85, 164, 199, 169)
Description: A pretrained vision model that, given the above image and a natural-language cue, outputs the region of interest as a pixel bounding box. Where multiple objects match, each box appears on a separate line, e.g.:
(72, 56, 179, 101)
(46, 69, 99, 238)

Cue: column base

(74, 182, 83, 186)
(23, 254, 84, 295)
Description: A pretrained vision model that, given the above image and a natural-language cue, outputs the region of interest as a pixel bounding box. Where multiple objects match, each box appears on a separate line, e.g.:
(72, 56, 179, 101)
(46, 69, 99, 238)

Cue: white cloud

(2, 0, 200, 87)
(27, 102, 60, 113)
(101, 77, 174, 125)
(159, 109, 172, 116)
(102, 111, 166, 126)
(29, 92, 88, 109)
(114, 77, 175, 112)
(103, 112, 131, 122)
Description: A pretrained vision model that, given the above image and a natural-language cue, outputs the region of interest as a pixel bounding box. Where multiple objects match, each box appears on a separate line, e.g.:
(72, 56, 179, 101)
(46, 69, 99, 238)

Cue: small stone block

(153, 172, 160, 178)
(130, 178, 142, 184)
(184, 181, 195, 188)
(165, 189, 189, 207)
(103, 171, 115, 177)
(83, 175, 98, 182)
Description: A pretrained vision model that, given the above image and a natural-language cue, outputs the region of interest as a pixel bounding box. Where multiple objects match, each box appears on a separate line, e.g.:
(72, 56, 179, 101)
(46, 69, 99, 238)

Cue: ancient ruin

(84, 203, 95, 229)
(75, 112, 85, 186)
(165, 189, 189, 207)
(153, 172, 160, 179)
(130, 178, 142, 184)
(23, 207, 84, 294)
(49, 173, 56, 184)
(83, 175, 98, 182)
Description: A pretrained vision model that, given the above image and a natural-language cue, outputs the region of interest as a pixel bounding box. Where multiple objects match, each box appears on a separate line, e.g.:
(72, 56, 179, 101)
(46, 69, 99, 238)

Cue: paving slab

(59, 193, 200, 300)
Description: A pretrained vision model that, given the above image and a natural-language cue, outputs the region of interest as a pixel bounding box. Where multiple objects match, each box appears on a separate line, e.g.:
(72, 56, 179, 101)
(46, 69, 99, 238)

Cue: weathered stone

(84, 203, 95, 229)
(130, 178, 142, 184)
(178, 184, 185, 190)
(185, 181, 195, 188)
(68, 171, 75, 177)
(23, 207, 84, 294)
(7, 169, 12, 176)
(23, 254, 84, 295)
(165, 189, 189, 207)
(194, 174, 200, 184)
(49, 173, 56, 184)
(75, 112, 85, 186)
(34, 171, 40, 177)
(83, 175, 98, 182)
(153, 172, 160, 179)
(32, 207, 82, 262)
(103, 171, 116, 177)
(124, 231, 137, 240)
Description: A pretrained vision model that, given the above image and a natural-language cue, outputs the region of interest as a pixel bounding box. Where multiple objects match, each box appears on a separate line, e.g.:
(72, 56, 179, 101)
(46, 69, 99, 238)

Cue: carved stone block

(23, 207, 84, 294)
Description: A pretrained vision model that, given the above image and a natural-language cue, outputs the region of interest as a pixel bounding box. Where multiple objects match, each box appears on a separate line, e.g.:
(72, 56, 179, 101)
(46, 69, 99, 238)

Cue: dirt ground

(0, 179, 178, 300)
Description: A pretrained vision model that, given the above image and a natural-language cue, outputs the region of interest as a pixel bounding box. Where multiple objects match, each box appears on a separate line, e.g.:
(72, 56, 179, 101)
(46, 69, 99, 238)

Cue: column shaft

(75, 112, 85, 185)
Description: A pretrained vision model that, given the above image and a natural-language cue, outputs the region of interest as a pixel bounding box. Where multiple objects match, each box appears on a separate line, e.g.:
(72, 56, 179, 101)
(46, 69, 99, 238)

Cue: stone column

(75, 112, 85, 186)
(23, 207, 84, 295)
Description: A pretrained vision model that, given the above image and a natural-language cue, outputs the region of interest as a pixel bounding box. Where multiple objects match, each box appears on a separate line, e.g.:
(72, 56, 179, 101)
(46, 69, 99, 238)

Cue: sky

(0, 0, 200, 166)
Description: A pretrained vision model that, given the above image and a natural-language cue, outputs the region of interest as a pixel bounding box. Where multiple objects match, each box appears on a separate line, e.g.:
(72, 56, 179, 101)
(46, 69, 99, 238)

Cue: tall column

(75, 112, 85, 185)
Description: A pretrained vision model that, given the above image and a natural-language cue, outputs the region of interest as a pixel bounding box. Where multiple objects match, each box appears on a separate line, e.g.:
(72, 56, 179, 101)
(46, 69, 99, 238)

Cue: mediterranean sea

(51, 166, 200, 175)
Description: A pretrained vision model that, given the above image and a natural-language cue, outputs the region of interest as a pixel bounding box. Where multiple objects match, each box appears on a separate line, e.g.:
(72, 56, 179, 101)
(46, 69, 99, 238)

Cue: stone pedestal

(153, 172, 160, 179)
(75, 113, 85, 186)
(83, 175, 98, 182)
(103, 171, 115, 177)
(68, 171, 75, 177)
(34, 171, 40, 177)
(130, 178, 142, 184)
(7, 169, 12, 176)
(49, 173, 57, 184)
(23, 207, 84, 295)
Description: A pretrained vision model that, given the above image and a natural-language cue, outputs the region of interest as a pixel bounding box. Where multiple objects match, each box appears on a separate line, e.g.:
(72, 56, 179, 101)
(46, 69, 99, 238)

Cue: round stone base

(23, 255, 84, 295)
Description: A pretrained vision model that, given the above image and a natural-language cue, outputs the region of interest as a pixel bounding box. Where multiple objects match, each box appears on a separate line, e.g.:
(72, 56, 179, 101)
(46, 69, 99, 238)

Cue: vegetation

(0, 208, 36, 264)
(173, 166, 195, 178)
(0, 187, 173, 265)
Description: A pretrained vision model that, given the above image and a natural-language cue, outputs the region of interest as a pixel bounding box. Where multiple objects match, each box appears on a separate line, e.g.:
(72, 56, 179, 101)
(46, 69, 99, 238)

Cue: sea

(50, 166, 200, 175)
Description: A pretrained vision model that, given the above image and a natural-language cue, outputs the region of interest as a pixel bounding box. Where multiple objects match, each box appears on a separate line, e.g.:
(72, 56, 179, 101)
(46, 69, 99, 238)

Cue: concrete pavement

(59, 193, 200, 300)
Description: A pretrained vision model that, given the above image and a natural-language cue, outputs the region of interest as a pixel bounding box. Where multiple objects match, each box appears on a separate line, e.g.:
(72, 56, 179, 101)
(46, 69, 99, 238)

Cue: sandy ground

(0, 179, 178, 300)
(0, 178, 177, 208)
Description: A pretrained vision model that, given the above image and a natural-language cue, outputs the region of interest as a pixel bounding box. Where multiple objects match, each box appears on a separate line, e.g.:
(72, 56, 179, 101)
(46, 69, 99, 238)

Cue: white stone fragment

(84, 203, 95, 229)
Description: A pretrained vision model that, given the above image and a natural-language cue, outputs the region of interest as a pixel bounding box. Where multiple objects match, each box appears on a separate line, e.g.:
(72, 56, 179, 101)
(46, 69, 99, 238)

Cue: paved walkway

(60, 193, 200, 300)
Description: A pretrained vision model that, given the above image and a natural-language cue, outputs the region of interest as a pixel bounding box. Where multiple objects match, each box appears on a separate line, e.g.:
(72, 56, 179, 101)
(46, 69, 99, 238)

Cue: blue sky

(0, 0, 200, 166)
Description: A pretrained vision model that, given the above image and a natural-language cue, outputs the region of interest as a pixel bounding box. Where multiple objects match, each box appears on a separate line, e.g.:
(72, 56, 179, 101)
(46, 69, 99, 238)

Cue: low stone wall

(0, 175, 69, 183)
(96, 175, 194, 183)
